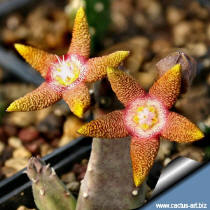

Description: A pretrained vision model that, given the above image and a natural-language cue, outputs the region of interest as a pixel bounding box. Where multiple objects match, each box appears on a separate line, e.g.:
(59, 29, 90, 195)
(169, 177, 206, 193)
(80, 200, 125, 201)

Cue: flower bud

(156, 51, 197, 93)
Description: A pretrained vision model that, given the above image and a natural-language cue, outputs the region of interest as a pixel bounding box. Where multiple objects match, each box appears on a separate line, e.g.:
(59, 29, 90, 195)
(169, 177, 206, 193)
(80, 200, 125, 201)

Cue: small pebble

(137, 71, 156, 90)
(2, 166, 17, 178)
(24, 142, 40, 154)
(58, 136, 74, 147)
(5, 158, 28, 171)
(62, 115, 84, 139)
(0, 142, 5, 155)
(8, 137, 23, 149)
(186, 42, 208, 57)
(152, 39, 172, 54)
(61, 172, 76, 183)
(40, 143, 53, 156)
(173, 21, 192, 46)
(6, 14, 22, 30)
(17, 205, 36, 210)
(24, 137, 44, 154)
(35, 108, 52, 123)
(81, 159, 88, 166)
(53, 104, 69, 116)
(66, 181, 80, 192)
(51, 138, 59, 148)
(37, 113, 63, 139)
(166, 6, 185, 25)
(163, 158, 171, 167)
(13, 147, 31, 159)
(3, 124, 18, 137)
(6, 111, 36, 127)
(203, 58, 210, 69)
(18, 127, 39, 143)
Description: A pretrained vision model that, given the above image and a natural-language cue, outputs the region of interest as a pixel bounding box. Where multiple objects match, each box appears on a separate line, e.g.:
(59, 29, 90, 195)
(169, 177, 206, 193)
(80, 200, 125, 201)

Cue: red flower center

(47, 54, 87, 89)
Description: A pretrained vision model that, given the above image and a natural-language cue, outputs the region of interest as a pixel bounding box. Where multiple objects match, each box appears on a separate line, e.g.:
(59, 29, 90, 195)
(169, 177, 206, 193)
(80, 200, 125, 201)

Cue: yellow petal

(15, 43, 56, 78)
(107, 67, 146, 106)
(78, 110, 129, 138)
(85, 51, 130, 83)
(161, 112, 204, 142)
(131, 137, 159, 187)
(7, 82, 61, 112)
(62, 83, 90, 118)
(68, 7, 91, 58)
(149, 64, 181, 109)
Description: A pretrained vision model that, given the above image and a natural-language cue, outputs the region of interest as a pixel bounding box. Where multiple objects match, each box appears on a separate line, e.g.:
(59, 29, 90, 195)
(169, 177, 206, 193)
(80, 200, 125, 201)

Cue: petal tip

(71, 103, 87, 118)
(74, 107, 84, 118)
(6, 102, 18, 112)
(14, 43, 27, 55)
(75, 7, 85, 19)
(117, 50, 130, 59)
(194, 129, 204, 140)
(133, 175, 144, 187)
(120, 50, 130, 55)
(110, 51, 130, 66)
(170, 63, 181, 75)
(14, 43, 22, 49)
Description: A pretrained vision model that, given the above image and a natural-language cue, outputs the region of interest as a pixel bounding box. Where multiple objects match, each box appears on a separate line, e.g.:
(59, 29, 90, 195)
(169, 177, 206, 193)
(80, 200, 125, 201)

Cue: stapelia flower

(7, 8, 129, 118)
(78, 64, 204, 187)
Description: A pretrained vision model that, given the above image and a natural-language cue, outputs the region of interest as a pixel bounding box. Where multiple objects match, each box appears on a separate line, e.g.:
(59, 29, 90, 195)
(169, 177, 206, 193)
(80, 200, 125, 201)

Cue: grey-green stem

(76, 137, 146, 210)
(27, 157, 76, 210)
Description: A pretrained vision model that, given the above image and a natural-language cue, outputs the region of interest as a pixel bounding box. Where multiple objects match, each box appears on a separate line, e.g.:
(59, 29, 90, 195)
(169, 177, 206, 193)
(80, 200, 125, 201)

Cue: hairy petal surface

(15, 44, 56, 78)
(107, 67, 146, 106)
(149, 64, 181, 109)
(85, 51, 130, 83)
(7, 82, 61, 112)
(161, 112, 204, 142)
(68, 7, 91, 58)
(63, 83, 90, 118)
(131, 137, 159, 187)
(78, 110, 129, 138)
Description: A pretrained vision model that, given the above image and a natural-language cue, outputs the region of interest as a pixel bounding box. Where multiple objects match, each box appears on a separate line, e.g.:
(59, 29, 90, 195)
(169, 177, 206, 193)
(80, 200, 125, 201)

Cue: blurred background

(0, 0, 209, 208)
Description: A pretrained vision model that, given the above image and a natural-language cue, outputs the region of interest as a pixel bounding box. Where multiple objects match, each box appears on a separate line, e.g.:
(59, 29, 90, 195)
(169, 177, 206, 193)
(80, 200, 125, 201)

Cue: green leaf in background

(65, 0, 111, 54)
(204, 146, 210, 161)
(85, 0, 111, 54)
(0, 101, 7, 123)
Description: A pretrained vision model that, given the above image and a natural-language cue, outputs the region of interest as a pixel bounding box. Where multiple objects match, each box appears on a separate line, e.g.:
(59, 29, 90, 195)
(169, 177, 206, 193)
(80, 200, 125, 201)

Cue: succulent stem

(76, 138, 146, 210)
(27, 157, 76, 210)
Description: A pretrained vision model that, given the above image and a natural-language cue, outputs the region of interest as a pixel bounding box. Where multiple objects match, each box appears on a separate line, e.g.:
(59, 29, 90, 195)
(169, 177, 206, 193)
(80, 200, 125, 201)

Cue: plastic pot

(0, 137, 92, 210)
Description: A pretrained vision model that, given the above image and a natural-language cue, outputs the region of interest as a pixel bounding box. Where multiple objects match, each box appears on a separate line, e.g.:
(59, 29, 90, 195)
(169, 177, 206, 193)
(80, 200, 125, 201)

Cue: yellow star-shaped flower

(7, 8, 129, 118)
(78, 65, 204, 187)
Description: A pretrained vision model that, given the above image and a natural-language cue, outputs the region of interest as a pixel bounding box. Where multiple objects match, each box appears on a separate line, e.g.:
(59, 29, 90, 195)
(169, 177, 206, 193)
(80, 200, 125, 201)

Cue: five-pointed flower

(78, 64, 204, 187)
(7, 8, 129, 118)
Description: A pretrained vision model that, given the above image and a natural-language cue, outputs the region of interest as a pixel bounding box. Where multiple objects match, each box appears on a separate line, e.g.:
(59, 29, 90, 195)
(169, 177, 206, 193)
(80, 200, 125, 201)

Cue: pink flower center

(48, 54, 87, 88)
(133, 106, 158, 131)
(124, 98, 167, 139)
